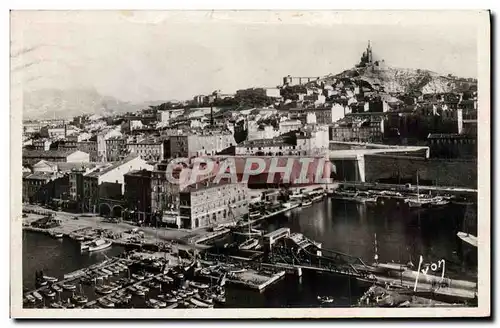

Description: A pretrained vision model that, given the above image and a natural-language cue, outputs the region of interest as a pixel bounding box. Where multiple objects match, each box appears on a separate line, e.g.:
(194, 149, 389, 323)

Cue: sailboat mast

(416, 171, 420, 202)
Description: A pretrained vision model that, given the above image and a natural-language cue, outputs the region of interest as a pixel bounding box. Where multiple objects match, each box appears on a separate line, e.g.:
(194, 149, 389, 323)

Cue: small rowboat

(189, 281, 209, 290)
(52, 285, 63, 293)
(43, 276, 58, 283)
(32, 291, 43, 302)
(61, 283, 77, 291)
(25, 294, 36, 303)
(43, 289, 56, 298)
(317, 296, 334, 304)
(457, 232, 478, 247)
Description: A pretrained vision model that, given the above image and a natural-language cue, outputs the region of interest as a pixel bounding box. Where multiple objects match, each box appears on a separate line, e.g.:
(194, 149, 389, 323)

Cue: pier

(338, 182, 477, 197)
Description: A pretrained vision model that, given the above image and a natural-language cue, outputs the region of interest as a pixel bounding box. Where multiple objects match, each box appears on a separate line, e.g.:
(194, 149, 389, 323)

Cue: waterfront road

(21, 204, 210, 251)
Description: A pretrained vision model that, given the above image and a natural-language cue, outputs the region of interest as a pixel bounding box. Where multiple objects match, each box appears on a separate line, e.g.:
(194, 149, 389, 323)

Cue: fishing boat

(72, 294, 88, 305)
(107, 266, 120, 275)
(457, 232, 478, 247)
(52, 285, 63, 293)
(42, 289, 56, 298)
(25, 294, 36, 303)
(80, 240, 92, 251)
(238, 237, 259, 251)
(98, 297, 115, 308)
(50, 231, 64, 239)
(289, 192, 303, 203)
(249, 211, 261, 219)
(137, 285, 150, 293)
(43, 275, 58, 283)
(88, 239, 112, 252)
(61, 283, 77, 291)
(365, 197, 378, 206)
(32, 291, 43, 302)
(146, 298, 160, 309)
(311, 194, 324, 203)
(404, 173, 433, 208)
(301, 199, 313, 207)
(108, 282, 121, 292)
(329, 189, 358, 201)
(429, 196, 449, 207)
(73, 235, 85, 242)
(353, 191, 374, 204)
(156, 275, 174, 284)
(189, 281, 210, 289)
(101, 268, 113, 276)
(193, 294, 214, 305)
(189, 297, 213, 308)
(166, 302, 178, 309)
(49, 301, 64, 309)
(146, 280, 161, 289)
(317, 296, 334, 304)
(131, 273, 145, 280)
(95, 285, 114, 295)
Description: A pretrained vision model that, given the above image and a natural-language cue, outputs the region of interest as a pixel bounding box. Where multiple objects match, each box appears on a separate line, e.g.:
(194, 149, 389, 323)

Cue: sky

(11, 11, 481, 104)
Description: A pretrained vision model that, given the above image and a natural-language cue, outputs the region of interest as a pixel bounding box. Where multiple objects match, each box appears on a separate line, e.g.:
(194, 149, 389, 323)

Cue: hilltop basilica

(357, 41, 386, 72)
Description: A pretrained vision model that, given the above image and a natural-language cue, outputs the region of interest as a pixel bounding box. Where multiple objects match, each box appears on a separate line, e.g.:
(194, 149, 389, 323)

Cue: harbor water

(22, 199, 477, 308)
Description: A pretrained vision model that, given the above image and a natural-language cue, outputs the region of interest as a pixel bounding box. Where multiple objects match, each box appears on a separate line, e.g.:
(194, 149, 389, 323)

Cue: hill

(317, 66, 477, 95)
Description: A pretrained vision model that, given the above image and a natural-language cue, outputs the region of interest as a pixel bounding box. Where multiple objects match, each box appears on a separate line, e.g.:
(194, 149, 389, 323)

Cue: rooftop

(23, 171, 62, 181)
(427, 133, 475, 139)
(85, 155, 141, 178)
(22, 149, 81, 158)
(124, 169, 153, 178)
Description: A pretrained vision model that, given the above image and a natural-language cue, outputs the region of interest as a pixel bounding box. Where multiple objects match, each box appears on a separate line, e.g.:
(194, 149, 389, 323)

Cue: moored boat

(32, 291, 43, 302)
(95, 285, 114, 295)
(317, 296, 334, 304)
(88, 239, 112, 252)
(238, 238, 259, 251)
(131, 273, 145, 280)
(43, 275, 58, 283)
(42, 289, 56, 298)
(52, 285, 63, 293)
(189, 297, 213, 308)
(301, 199, 313, 207)
(98, 297, 115, 308)
(25, 294, 36, 303)
(49, 301, 64, 308)
(189, 281, 210, 289)
(50, 231, 64, 239)
(457, 231, 478, 247)
(72, 294, 88, 305)
(61, 283, 77, 291)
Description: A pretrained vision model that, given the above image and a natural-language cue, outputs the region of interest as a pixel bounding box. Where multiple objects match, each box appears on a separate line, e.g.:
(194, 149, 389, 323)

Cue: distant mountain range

(319, 65, 477, 94)
(22, 88, 169, 120)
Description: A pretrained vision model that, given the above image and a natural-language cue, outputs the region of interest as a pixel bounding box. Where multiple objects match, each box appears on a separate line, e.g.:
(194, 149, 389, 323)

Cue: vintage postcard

(10, 10, 490, 318)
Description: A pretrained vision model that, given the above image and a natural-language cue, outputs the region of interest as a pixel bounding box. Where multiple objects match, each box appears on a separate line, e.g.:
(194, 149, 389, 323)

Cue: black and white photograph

(10, 10, 490, 318)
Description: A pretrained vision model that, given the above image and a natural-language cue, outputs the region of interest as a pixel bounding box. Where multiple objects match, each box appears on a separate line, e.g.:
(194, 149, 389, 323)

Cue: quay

(201, 268, 286, 292)
(238, 203, 300, 228)
(338, 182, 477, 197)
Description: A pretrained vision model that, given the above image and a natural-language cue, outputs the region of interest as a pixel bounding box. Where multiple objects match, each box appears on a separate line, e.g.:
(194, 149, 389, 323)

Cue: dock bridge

(264, 235, 374, 279)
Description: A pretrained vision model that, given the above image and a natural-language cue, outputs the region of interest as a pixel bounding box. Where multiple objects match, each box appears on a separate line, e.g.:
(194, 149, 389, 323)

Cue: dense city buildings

(178, 179, 249, 230)
(20, 39, 479, 224)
